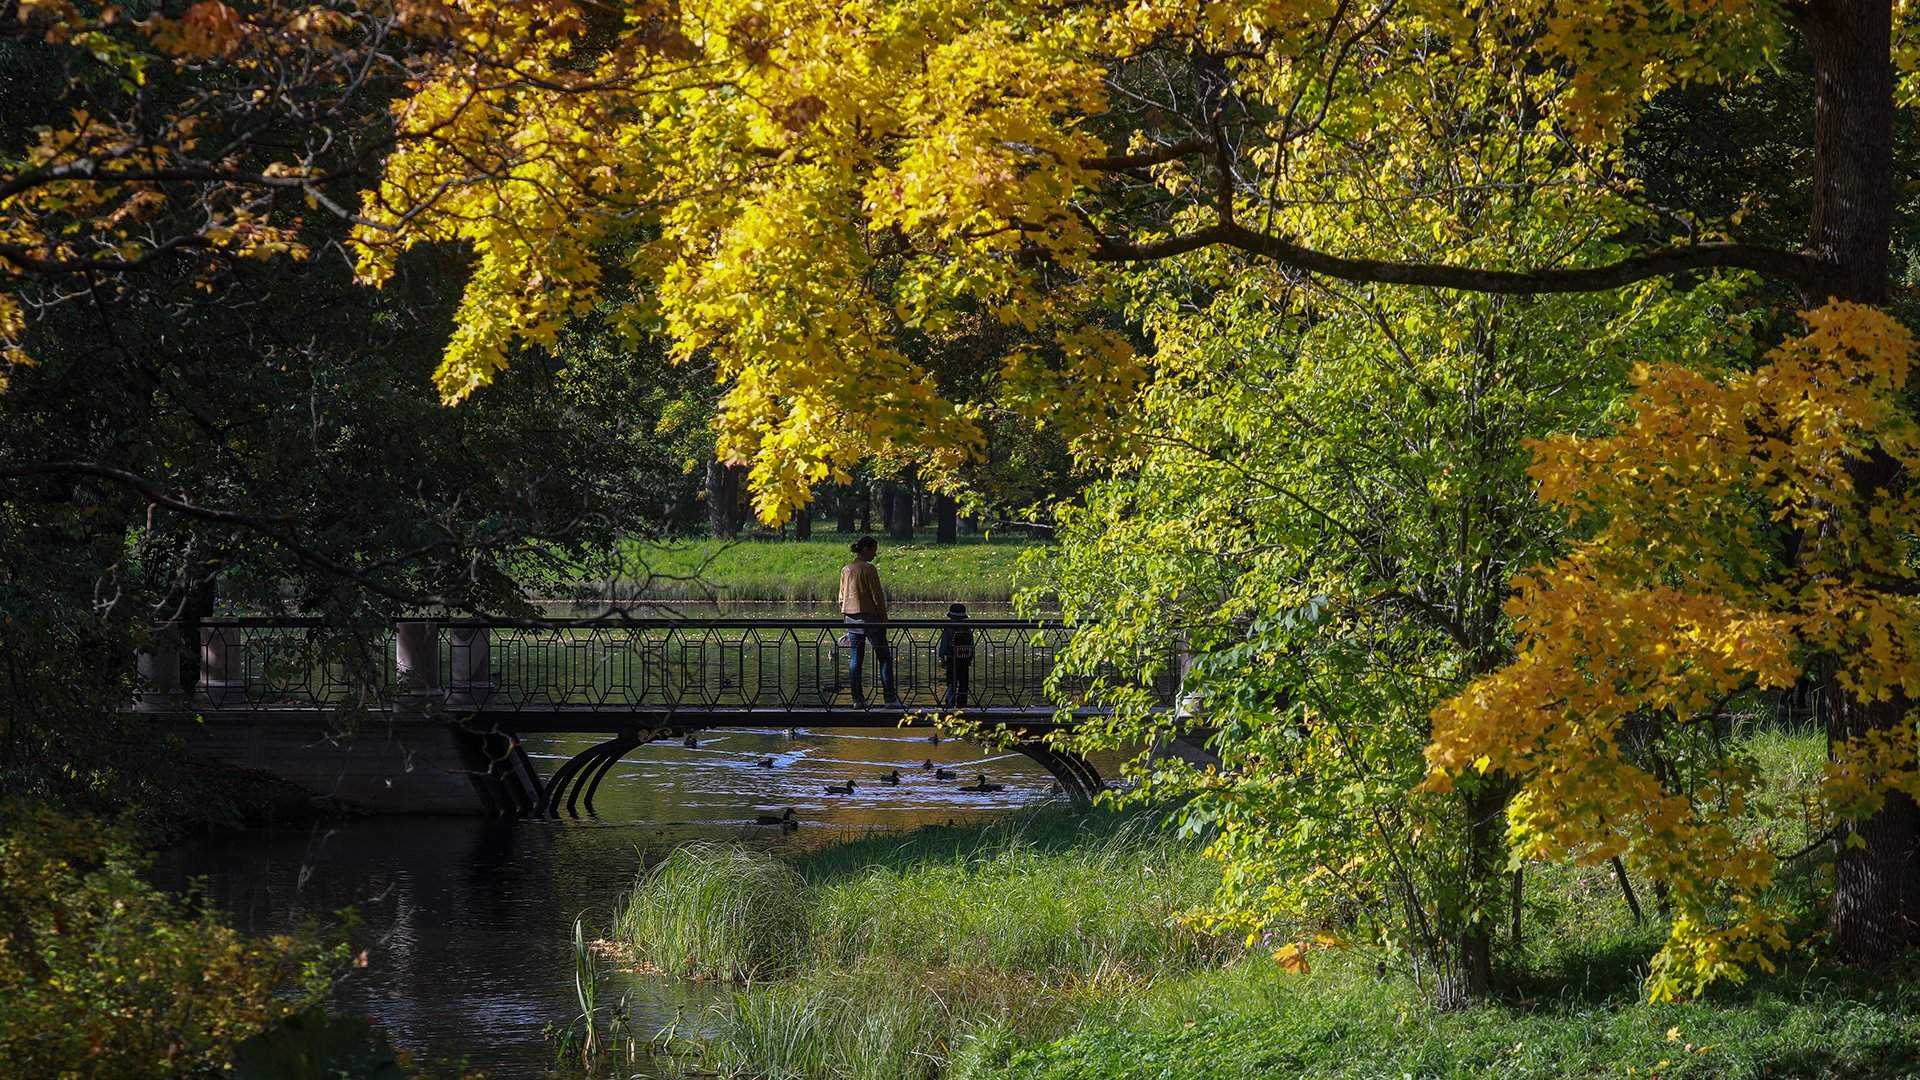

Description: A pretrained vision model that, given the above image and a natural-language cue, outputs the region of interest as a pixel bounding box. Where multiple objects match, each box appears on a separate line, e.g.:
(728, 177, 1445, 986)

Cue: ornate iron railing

(163, 617, 1178, 715)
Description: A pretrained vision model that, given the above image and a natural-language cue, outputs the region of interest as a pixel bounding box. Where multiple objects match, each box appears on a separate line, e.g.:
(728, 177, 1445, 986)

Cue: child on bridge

(939, 602, 974, 707)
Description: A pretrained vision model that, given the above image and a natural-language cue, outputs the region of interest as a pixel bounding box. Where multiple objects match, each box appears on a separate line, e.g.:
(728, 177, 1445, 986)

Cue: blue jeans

(845, 615, 898, 705)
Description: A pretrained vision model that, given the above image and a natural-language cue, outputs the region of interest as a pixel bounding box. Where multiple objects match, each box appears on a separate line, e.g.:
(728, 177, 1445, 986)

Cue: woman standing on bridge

(839, 536, 899, 706)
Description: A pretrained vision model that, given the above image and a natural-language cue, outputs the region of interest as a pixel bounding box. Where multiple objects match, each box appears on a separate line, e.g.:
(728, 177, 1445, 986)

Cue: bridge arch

(537, 729, 661, 818)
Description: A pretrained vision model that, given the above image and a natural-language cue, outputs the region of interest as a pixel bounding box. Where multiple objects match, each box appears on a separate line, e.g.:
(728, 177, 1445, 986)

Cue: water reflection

(158, 724, 1069, 1076)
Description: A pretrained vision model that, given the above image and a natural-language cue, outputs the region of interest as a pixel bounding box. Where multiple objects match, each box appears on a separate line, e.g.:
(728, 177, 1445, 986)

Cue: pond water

(157, 720, 1071, 1075)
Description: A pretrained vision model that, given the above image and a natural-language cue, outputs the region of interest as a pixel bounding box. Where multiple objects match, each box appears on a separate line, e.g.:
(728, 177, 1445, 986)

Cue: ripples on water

(156, 724, 1069, 1076)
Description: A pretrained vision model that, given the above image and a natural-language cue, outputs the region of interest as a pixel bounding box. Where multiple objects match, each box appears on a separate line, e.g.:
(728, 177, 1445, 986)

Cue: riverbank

(620, 536, 1040, 603)
(608, 759, 1920, 1079)
(620, 808, 1231, 1078)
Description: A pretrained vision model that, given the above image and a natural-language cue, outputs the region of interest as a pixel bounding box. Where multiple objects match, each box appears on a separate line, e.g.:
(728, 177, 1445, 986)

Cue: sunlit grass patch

(800, 812, 1229, 982)
(619, 536, 1040, 602)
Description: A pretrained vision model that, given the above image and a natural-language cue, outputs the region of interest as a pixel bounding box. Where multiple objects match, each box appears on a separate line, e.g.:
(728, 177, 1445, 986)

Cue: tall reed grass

(802, 812, 1228, 981)
(614, 842, 809, 982)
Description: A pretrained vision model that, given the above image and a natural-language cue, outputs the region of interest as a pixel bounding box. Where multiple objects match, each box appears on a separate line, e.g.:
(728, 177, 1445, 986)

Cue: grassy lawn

(620, 534, 1041, 602)
(612, 728, 1920, 1080)
(977, 952, 1920, 1079)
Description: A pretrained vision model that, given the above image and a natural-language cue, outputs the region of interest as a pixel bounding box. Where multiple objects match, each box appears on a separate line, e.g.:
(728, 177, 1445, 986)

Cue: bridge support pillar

(394, 619, 441, 709)
(134, 622, 187, 712)
(448, 624, 494, 709)
(1152, 631, 1221, 770)
(198, 624, 245, 706)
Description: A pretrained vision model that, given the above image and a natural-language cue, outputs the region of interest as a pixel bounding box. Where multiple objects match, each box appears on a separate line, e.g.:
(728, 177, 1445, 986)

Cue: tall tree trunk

(1803, 0, 1893, 307)
(706, 460, 743, 539)
(794, 505, 812, 540)
(1433, 783, 1504, 1009)
(887, 483, 914, 540)
(935, 494, 958, 544)
(835, 485, 856, 532)
(858, 482, 872, 534)
(1800, 0, 1917, 963)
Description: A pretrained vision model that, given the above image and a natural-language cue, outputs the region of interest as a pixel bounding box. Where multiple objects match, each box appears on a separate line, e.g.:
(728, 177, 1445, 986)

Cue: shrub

(0, 804, 338, 1078)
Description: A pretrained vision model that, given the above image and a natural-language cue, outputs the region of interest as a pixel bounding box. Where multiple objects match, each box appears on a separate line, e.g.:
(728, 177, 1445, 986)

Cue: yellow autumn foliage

(1429, 302, 1920, 999)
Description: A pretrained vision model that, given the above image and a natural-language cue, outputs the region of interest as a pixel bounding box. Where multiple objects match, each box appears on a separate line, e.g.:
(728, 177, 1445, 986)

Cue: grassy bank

(611, 731, 1920, 1079)
(616, 810, 1228, 1077)
(618, 810, 1224, 984)
(619, 535, 1039, 603)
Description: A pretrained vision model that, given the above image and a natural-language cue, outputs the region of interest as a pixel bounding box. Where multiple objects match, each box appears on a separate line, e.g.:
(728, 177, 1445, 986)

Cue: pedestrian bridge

(136, 617, 1184, 818)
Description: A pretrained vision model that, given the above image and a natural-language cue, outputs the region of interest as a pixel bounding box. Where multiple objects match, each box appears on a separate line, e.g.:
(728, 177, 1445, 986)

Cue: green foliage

(0, 805, 339, 1078)
(1031, 262, 1747, 991)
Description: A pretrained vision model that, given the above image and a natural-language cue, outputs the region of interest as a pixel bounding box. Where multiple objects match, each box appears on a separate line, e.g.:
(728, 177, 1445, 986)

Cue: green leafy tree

(1034, 261, 1744, 1003)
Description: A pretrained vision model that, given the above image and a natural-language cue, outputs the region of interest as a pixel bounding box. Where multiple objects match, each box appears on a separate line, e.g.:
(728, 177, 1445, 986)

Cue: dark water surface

(157, 724, 1065, 1076)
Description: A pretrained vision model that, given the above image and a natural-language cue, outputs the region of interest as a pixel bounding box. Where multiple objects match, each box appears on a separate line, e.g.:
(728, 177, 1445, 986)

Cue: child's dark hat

(948, 603, 968, 618)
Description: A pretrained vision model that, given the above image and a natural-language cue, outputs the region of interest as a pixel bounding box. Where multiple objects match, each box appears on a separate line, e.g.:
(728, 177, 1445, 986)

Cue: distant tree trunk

(857, 482, 872, 534)
(794, 505, 812, 540)
(835, 485, 857, 532)
(706, 460, 743, 539)
(672, 481, 699, 531)
(887, 483, 914, 540)
(935, 494, 958, 544)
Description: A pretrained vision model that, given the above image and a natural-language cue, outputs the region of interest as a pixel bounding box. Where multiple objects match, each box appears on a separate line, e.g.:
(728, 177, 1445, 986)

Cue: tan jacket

(838, 559, 887, 617)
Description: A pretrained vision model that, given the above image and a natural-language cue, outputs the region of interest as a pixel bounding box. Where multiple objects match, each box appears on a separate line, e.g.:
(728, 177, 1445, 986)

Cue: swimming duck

(935, 768, 957, 780)
(682, 732, 700, 748)
(755, 808, 797, 827)
(961, 773, 1004, 793)
(926, 731, 942, 744)
(824, 780, 857, 795)
(920, 759, 935, 770)
(758, 757, 777, 768)
(881, 769, 901, 785)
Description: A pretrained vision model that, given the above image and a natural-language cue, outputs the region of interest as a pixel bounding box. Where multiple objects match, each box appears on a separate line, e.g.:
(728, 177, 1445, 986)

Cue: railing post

(447, 624, 494, 709)
(133, 622, 188, 712)
(394, 619, 442, 716)
(198, 624, 245, 707)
